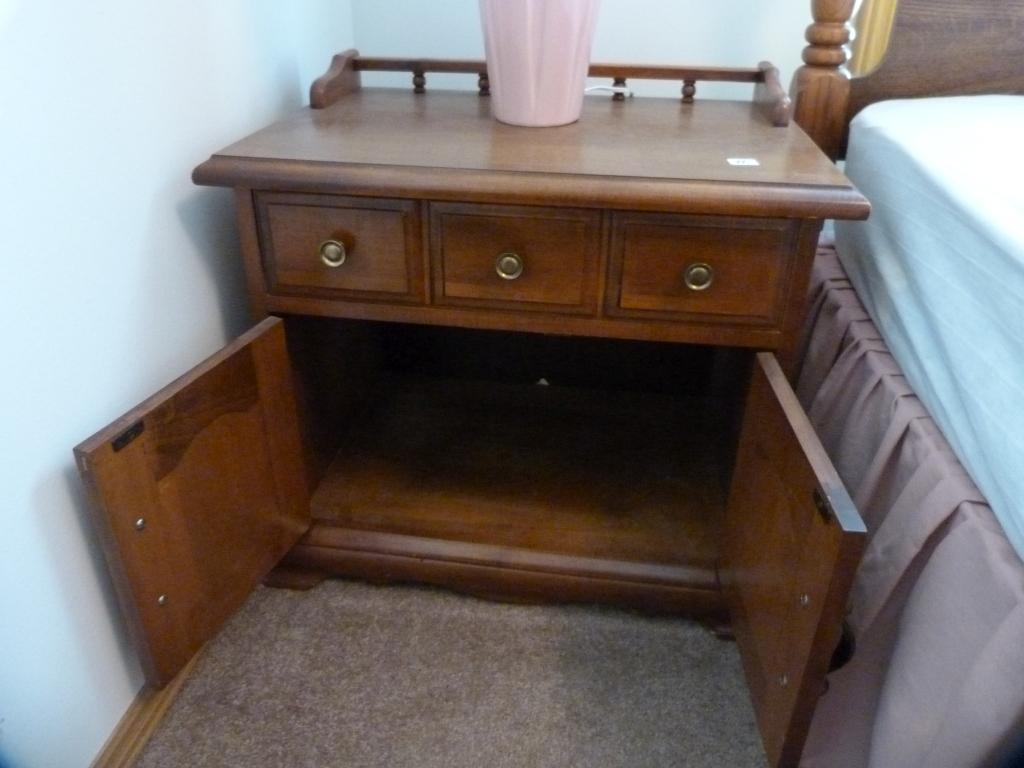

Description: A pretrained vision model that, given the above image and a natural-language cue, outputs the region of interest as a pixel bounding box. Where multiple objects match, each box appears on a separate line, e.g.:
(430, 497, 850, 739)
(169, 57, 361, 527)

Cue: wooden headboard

(791, 0, 1024, 159)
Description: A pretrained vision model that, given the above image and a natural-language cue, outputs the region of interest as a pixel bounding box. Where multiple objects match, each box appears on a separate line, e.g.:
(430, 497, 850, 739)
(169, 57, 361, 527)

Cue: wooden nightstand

(76, 55, 870, 768)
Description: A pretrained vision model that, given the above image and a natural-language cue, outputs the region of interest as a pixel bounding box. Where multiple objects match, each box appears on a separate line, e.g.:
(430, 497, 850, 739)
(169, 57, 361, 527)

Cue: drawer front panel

(610, 213, 797, 325)
(431, 203, 601, 313)
(256, 193, 424, 302)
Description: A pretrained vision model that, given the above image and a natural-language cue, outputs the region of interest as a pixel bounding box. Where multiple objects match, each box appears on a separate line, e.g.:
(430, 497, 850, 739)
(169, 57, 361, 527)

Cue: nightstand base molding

(284, 524, 726, 621)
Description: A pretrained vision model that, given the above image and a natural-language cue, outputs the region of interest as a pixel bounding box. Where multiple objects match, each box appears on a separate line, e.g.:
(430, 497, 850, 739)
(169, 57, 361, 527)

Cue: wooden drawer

(256, 193, 424, 303)
(608, 213, 799, 325)
(431, 202, 601, 313)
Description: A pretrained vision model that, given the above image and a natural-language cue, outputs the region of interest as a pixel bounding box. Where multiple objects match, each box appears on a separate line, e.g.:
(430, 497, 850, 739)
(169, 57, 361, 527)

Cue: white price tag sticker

(727, 157, 760, 166)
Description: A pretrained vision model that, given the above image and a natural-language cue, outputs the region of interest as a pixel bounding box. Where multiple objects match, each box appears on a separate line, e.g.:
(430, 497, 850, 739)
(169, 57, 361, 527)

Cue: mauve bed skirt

(795, 245, 1024, 768)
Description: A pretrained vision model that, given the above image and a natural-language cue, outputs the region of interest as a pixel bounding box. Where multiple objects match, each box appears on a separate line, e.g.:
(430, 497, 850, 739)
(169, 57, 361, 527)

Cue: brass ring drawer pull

(495, 252, 524, 281)
(683, 262, 714, 291)
(319, 239, 347, 268)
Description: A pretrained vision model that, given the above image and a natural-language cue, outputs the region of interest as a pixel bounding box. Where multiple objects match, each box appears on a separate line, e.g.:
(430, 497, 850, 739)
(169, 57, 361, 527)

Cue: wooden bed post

(791, 0, 856, 159)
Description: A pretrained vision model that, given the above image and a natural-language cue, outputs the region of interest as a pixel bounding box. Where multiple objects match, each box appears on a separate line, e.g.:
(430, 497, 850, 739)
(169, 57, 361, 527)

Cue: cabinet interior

(283, 316, 752, 613)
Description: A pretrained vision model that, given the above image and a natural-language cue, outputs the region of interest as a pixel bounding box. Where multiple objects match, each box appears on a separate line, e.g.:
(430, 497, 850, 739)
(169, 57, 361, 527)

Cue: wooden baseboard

(91, 653, 200, 768)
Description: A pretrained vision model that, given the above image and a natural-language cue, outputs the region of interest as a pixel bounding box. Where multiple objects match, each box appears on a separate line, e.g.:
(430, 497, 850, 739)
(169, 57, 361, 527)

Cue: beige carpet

(137, 580, 767, 768)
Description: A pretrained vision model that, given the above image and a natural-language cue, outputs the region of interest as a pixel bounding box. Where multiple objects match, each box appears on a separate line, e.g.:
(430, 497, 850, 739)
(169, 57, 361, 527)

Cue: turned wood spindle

(412, 69, 426, 94)
(612, 76, 627, 101)
(790, 0, 857, 158)
(478, 72, 491, 97)
(682, 79, 697, 103)
(803, 0, 855, 68)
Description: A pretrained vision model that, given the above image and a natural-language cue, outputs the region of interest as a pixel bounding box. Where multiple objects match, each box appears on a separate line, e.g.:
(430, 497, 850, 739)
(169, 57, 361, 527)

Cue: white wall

(0, 2, 353, 766)
(352, 0, 812, 99)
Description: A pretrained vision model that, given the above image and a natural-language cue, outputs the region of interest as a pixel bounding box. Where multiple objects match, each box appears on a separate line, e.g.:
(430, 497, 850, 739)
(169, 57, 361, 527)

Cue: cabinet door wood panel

(74, 318, 310, 687)
(725, 352, 866, 768)
(431, 202, 601, 313)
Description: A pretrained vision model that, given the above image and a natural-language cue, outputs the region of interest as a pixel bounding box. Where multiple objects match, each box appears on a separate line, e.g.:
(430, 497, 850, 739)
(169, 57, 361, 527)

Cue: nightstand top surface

(219, 89, 848, 186)
(196, 88, 868, 219)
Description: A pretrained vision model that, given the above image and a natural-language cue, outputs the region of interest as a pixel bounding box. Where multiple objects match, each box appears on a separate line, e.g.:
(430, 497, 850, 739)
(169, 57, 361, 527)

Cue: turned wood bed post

(791, 0, 856, 159)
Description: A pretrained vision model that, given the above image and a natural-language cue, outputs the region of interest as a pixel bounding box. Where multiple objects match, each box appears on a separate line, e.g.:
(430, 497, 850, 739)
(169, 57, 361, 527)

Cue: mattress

(834, 95, 1024, 561)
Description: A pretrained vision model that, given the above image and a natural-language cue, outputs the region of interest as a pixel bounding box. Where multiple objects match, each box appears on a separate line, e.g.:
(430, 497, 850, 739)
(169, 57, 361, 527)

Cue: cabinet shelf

(292, 374, 730, 614)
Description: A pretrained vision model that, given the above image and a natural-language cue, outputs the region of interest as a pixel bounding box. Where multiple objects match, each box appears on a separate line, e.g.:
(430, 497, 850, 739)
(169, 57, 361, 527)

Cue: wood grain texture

(793, 0, 1024, 158)
(430, 202, 601, 313)
(275, 365, 733, 618)
(309, 55, 782, 109)
(309, 49, 361, 109)
(195, 92, 865, 351)
(775, 220, 825, 378)
(74, 318, 310, 687)
(309, 376, 726, 571)
(790, 0, 856, 159)
(355, 58, 767, 83)
(296, 526, 718, 591)
(179, 53, 870, 765)
(261, 291, 798, 350)
(587, 62, 762, 82)
(723, 353, 866, 767)
(234, 188, 270, 320)
(282, 316, 386, 491)
(791, 68, 851, 161)
(607, 213, 798, 325)
(353, 57, 765, 82)
(256, 192, 424, 303)
(210, 88, 840, 184)
(198, 157, 868, 221)
(285, 534, 726, 619)
(89, 654, 200, 768)
(194, 92, 866, 220)
(754, 61, 793, 127)
(276, 323, 735, 615)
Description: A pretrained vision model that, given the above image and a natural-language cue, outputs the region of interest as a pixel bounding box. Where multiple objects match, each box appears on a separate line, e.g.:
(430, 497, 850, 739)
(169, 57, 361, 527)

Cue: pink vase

(480, 0, 601, 127)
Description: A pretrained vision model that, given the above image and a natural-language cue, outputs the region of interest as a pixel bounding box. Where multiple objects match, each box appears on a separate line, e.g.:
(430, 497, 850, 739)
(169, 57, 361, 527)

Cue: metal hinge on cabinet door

(813, 487, 835, 524)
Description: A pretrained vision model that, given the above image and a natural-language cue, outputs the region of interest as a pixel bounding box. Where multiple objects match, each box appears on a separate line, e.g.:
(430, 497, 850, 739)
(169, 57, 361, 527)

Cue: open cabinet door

(75, 317, 309, 688)
(723, 352, 866, 768)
